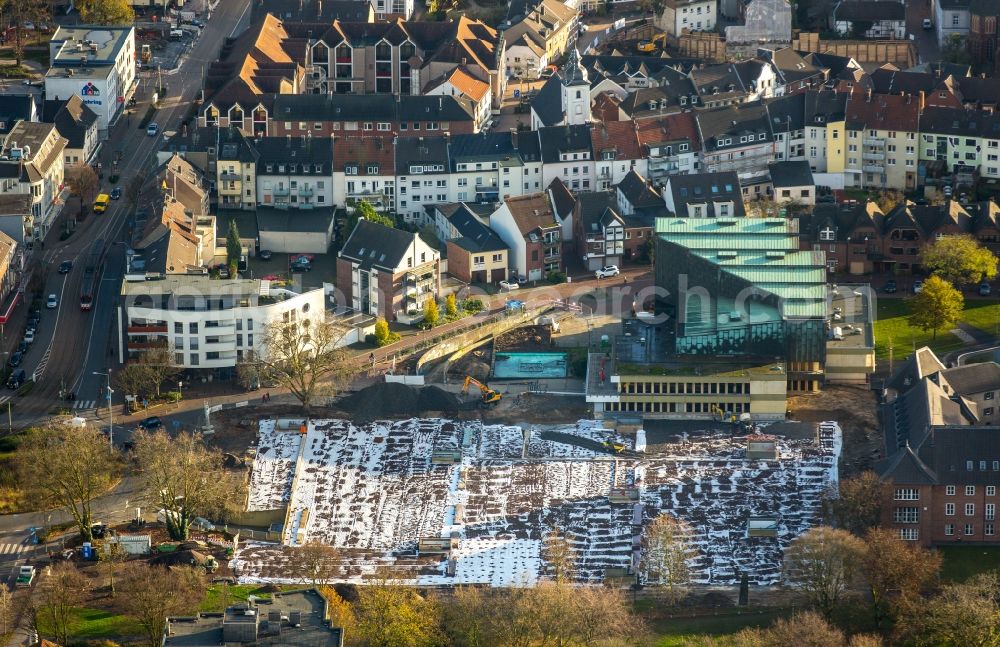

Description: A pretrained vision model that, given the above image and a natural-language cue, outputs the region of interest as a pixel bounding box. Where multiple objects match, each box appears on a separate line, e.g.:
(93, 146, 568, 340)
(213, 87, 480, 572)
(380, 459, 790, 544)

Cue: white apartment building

(0, 121, 67, 242)
(657, 0, 717, 39)
(45, 26, 136, 134)
(118, 276, 327, 370)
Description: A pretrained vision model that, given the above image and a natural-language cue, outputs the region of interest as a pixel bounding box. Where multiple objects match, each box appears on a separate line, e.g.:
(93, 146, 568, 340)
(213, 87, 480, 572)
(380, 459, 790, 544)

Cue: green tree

(422, 297, 439, 327)
(345, 200, 396, 238)
(354, 576, 443, 647)
(922, 234, 999, 286)
(908, 275, 964, 339)
(15, 425, 120, 542)
(445, 293, 458, 317)
(941, 33, 973, 65)
(899, 572, 1000, 647)
(78, 0, 134, 24)
(782, 526, 865, 618)
(226, 220, 241, 273)
(374, 317, 391, 346)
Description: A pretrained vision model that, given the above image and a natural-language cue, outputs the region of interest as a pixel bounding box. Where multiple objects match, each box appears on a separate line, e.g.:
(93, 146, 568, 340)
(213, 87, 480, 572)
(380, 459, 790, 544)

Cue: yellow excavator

(462, 376, 502, 407)
(637, 33, 666, 54)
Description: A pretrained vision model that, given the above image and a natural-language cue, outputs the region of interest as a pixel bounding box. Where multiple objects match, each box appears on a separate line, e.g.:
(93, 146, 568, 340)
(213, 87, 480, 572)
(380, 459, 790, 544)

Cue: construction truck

(141, 44, 152, 64)
(461, 376, 502, 407)
(636, 33, 666, 54)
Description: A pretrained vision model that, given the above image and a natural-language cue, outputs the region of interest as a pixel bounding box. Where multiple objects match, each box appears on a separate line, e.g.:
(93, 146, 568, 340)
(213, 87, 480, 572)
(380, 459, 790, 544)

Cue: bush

(461, 298, 485, 313)
(163, 391, 181, 403)
(546, 271, 568, 284)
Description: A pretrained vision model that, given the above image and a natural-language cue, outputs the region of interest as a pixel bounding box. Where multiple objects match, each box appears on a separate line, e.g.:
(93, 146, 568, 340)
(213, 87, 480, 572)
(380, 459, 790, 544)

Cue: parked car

(139, 416, 162, 431)
(6, 369, 25, 389)
(58, 260, 73, 274)
(17, 341, 28, 354)
(913, 279, 924, 294)
(922, 18, 933, 29)
(258, 249, 272, 261)
(46, 294, 58, 309)
(499, 280, 519, 291)
(110, 187, 122, 200)
(884, 279, 897, 294)
(980, 282, 992, 296)
(8, 352, 21, 368)
(289, 259, 312, 272)
(146, 122, 159, 136)
(23, 330, 34, 344)
(595, 265, 620, 279)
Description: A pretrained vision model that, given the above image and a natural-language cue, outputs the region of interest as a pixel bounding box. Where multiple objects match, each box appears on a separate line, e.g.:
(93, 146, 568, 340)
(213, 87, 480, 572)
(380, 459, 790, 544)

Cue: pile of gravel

(339, 382, 461, 419)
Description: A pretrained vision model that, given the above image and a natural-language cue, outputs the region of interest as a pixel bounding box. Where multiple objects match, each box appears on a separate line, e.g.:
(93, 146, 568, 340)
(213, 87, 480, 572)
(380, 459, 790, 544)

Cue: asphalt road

(0, 0, 253, 428)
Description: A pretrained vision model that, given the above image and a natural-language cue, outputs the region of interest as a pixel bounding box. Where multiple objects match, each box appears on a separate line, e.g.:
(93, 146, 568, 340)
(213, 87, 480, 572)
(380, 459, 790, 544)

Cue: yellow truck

(93, 193, 110, 214)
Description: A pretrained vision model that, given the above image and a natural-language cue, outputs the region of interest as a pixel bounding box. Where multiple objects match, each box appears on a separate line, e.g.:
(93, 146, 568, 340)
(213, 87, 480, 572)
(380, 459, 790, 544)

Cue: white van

(169, 29, 184, 40)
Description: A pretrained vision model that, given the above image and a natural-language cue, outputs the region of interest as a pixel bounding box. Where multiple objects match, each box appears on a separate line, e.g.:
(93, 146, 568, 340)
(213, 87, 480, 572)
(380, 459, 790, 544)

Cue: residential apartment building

(490, 192, 563, 281)
(657, 0, 717, 40)
(591, 121, 646, 191)
(255, 137, 334, 209)
(663, 171, 745, 218)
(696, 102, 775, 184)
(844, 91, 920, 191)
(636, 112, 701, 183)
(0, 121, 67, 242)
(118, 276, 326, 369)
(539, 124, 596, 192)
(448, 132, 526, 205)
(396, 136, 451, 223)
(919, 106, 1000, 183)
(336, 219, 441, 319)
(879, 347, 1000, 545)
(217, 127, 260, 211)
(332, 136, 396, 212)
(831, 1, 906, 39)
(441, 204, 509, 284)
(42, 96, 100, 168)
(503, 0, 577, 80)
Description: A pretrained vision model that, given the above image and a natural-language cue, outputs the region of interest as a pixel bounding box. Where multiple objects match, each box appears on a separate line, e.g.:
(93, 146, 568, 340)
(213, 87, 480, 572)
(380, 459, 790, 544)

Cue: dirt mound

(150, 549, 210, 567)
(339, 382, 460, 418)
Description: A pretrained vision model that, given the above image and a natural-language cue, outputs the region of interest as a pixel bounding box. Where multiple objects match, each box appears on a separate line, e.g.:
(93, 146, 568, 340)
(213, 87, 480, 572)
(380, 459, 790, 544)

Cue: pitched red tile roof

(846, 91, 920, 131)
(333, 136, 395, 175)
(635, 111, 702, 152)
(590, 120, 642, 161)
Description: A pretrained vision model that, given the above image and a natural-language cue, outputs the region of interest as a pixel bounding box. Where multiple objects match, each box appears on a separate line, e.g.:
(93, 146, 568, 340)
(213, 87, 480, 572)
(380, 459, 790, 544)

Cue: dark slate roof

(251, 0, 373, 23)
(449, 131, 520, 165)
(906, 61, 972, 78)
(537, 124, 593, 163)
(271, 93, 476, 124)
(395, 135, 449, 170)
(799, 201, 883, 242)
(256, 206, 335, 233)
(666, 172, 746, 218)
(514, 130, 541, 163)
(547, 177, 576, 220)
(617, 169, 661, 210)
(160, 126, 219, 157)
(957, 76, 1000, 106)
(218, 126, 260, 163)
(768, 160, 813, 188)
(530, 74, 564, 128)
(920, 106, 1000, 138)
(576, 191, 619, 235)
(885, 346, 947, 395)
(447, 204, 507, 252)
(696, 102, 772, 152)
(691, 63, 747, 102)
(0, 96, 35, 134)
(765, 92, 806, 133)
(339, 218, 419, 270)
(42, 95, 98, 151)
(940, 363, 1000, 396)
(254, 136, 333, 170)
(876, 445, 938, 485)
(833, 0, 905, 22)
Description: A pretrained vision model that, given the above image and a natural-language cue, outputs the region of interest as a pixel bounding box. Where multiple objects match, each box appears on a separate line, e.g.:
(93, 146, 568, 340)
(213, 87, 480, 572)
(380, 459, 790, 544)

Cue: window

(986, 391, 995, 400)
(990, 486, 997, 496)
(988, 523, 996, 536)
(988, 504, 996, 521)
(893, 507, 919, 523)
(983, 461, 989, 470)
(968, 460, 975, 471)
(946, 503, 956, 515)
(966, 503, 976, 516)
(966, 524, 975, 536)
(895, 488, 920, 500)
(967, 486, 977, 496)
(945, 523, 955, 536)
(898, 528, 919, 541)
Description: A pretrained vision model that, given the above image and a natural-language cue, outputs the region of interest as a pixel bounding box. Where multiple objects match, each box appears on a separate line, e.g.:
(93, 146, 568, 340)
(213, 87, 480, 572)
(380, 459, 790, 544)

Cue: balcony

(127, 325, 167, 334)
(298, 186, 314, 197)
(220, 171, 241, 181)
(543, 253, 561, 263)
(272, 187, 290, 196)
(861, 152, 885, 161)
(475, 182, 498, 192)
(405, 271, 436, 286)
(862, 164, 884, 173)
(863, 138, 885, 147)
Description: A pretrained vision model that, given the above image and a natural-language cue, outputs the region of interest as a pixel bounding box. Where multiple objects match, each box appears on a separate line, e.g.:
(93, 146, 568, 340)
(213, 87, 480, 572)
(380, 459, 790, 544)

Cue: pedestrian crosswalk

(72, 400, 98, 410)
(0, 542, 27, 557)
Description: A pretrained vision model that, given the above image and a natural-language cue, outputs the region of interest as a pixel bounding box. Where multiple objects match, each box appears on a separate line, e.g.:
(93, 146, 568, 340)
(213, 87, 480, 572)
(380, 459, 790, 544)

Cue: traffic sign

(514, 89, 521, 99)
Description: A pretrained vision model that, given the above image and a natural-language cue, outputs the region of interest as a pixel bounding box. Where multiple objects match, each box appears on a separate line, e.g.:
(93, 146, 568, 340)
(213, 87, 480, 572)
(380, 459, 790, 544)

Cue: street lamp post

(178, 380, 183, 400)
(94, 370, 113, 448)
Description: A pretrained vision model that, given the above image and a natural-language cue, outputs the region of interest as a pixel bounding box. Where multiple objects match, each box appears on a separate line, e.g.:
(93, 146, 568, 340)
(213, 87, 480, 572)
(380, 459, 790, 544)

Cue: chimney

(866, 86, 872, 102)
(286, 134, 291, 147)
(919, 90, 925, 111)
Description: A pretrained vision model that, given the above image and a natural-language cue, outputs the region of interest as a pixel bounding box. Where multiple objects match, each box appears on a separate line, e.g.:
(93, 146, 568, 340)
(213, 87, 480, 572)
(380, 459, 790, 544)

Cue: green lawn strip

(37, 607, 142, 641)
(873, 299, 965, 361)
(200, 584, 274, 612)
(959, 299, 1000, 339)
(938, 546, 1000, 582)
(647, 607, 792, 646)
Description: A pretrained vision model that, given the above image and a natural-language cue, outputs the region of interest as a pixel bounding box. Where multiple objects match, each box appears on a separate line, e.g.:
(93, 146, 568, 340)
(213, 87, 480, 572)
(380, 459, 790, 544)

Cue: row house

(919, 106, 1000, 184)
(800, 198, 1000, 275)
(765, 90, 848, 179)
(663, 171, 746, 218)
(503, 0, 577, 80)
(695, 102, 776, 188)
(572, 169, 663, 269)
(42, 96, 100, 168)
(217, 127, 260, 211)
(396, 136, 452, 223)
(844, 91, 921, 191)
(489, 192, 564, 281)
(539, 124, 596, 193)
(636, 112, 702, 185)
(0, 121, 67, 242)
(591, 121, 647, 191)
(255, 136, 334, 209)
(448, 132, 527, 206)
(332, 136, 397, 212)
(831, 1, 906, 40)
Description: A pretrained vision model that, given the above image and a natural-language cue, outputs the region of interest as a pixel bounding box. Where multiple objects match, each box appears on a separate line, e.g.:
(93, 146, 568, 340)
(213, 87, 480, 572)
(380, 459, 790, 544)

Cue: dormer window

(367, 164, 379, 174)
(266, 164, 274, 173)
(346, 165, 358, 175)
(680, 96, 687, 105)
(819, 227, 835, 241)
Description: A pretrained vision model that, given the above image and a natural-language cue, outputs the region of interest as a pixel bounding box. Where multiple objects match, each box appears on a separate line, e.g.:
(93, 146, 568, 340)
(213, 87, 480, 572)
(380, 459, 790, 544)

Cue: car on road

(8, 352, 21, 368)
(923, 18, 933, 29)
(138, 416, 163, 431)
(499, 280, 519, 291)
(110, 187, 122, 200)
(58, 260, 73, 274)
(15, 565, 35, 587)
(884, 279, 897, 294)
(23, 330, 34, 344)
(595, 265, 620, 279)
(147, 122, 159, 136)
(289, 257, 312, 272)
(46, 294, 58, 309)
(191, 18, 205, 27)
(980, 282, 992, 296)
(6, 369, 25, 390)
(913, 279, 924, 294)
(17, 341, 27, 354)
(258, 249, 272, 261)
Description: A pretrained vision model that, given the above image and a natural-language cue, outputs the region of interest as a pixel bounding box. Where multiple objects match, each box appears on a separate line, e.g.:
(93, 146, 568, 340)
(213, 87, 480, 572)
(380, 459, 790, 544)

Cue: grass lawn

(37, 607, 142, 641)
(649, 608, 792, 646)
(938, 546, 1000, 582)
(873, 299, 966, 361)
(200, 583, 276, 612)
(959, 299, 1000, 339)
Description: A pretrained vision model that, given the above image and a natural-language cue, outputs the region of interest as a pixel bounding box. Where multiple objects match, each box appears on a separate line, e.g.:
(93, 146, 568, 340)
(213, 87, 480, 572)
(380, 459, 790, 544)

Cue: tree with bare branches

(15, 424, 120, 542)
(640, 513, 697, 603)
(132, 430, 246, 540)
(118, 562, 206, 647)
(354, 573, 443, 647)
(291, 540, 342, 586)
(542, 532, 576, 584)
(782, 526, 865, 618)
(65, 163, 99, 221)
(34, 563, 89, 645)
(258, 318, 354, 412)
(822, 470, 890, 535)
(100, 539, 129, 597)
(0, 0, 50, 65)
(138, 345, 181, 397)
(859, 528, 941, 629)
